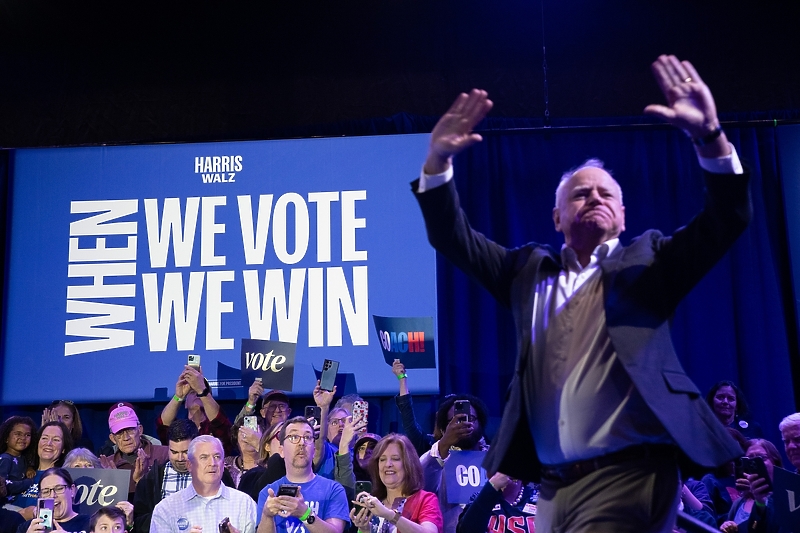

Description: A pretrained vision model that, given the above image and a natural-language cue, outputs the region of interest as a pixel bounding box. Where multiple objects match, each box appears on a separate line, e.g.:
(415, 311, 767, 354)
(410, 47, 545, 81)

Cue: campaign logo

(241, 338, 297, 391)
(195, 155, 242, 183)
(372, 316, 436, 369)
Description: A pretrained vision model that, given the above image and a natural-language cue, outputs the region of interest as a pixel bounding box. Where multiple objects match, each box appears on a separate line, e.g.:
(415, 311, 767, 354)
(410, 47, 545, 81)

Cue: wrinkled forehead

(783, 424, 800, 438)
(556, 167, 623, 206)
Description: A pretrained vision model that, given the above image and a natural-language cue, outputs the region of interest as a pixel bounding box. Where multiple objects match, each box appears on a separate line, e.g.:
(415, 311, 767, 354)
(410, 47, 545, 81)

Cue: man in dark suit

(412, 55, 750, 532)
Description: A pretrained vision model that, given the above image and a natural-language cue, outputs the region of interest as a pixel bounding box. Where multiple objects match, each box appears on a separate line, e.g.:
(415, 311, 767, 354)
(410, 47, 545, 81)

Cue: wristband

(755, 500, 766, 507)
(246, 402, 256, 410)
(692, 125, 723, 146)
(299, 508, 312, 522)
(390, 511, 401, 525)
(173, 394, 184, 403)
(397, 373, 407, 380)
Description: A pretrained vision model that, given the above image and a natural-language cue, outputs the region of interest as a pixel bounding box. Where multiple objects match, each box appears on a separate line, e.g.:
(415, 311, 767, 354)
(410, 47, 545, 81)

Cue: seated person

(99, 402, 169, 498)
(17, 468, 90, 533)
(0, 416, 36, 504)
(63, 448, 101, 468)
(706, 381, 764, 439)
(719, 439, 783, 533)
(42, 400, 95, 451)
(156, 363, 234, 455)
(351, 433, 443, 533)
(8, 421, 73, 519)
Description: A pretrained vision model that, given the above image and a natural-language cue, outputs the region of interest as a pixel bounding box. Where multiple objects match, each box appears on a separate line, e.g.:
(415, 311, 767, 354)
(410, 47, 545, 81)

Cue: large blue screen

(2, 135, 438, 404)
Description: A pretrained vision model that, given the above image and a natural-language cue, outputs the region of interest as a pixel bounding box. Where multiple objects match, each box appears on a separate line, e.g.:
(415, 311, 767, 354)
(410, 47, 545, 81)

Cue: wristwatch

(197, 384, 211, 397)
(300, 508, 316, 525)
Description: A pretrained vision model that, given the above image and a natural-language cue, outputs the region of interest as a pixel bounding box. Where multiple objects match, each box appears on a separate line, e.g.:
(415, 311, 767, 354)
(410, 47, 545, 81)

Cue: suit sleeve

(413, 178, 518, 309)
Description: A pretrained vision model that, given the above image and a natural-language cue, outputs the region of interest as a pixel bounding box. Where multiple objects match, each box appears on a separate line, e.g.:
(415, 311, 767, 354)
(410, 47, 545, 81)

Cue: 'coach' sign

(443, 450, 489, 504)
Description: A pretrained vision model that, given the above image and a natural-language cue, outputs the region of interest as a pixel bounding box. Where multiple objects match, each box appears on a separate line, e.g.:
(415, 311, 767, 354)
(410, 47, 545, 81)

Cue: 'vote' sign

(241, 338, 296, 391)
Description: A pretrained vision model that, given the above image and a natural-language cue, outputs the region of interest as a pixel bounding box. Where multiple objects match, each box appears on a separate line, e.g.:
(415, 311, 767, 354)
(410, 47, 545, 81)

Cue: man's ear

(278, 443, 285, 459)
(553, 207, 561, 232)
(109, 433, 117, 446)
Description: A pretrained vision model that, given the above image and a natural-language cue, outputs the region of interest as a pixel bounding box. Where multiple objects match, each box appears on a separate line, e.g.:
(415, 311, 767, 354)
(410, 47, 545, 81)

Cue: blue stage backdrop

(2, 135, 439, 404)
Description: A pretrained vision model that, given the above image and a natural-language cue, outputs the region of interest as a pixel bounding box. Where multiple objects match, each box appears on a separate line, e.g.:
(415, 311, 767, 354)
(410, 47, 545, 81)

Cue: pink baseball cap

(108, 402, 139, 434)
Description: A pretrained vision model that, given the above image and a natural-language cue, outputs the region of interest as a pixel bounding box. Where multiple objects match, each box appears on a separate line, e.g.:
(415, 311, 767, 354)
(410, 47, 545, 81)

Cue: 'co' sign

(443, 450, 488, 504)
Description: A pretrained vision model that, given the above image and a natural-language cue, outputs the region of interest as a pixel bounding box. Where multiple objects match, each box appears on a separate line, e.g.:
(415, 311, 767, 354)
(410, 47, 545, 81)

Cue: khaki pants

(535, 457, 681, 533)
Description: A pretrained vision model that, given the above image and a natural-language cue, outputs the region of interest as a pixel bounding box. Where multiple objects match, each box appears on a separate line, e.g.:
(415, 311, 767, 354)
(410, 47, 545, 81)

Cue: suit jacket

(413, 170, 752, 482)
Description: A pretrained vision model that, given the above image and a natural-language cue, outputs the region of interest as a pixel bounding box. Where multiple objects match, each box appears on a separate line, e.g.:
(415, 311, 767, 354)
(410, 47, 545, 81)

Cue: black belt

(540, 444, 677, 486)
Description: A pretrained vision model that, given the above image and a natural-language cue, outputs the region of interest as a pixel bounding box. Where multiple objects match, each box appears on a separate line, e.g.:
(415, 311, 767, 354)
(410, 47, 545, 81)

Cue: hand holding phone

(37, 498, 54, 533)
(320, 359, 339, 392)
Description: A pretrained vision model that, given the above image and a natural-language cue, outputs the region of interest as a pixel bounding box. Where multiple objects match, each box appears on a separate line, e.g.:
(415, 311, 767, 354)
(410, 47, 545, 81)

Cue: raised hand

(424, 89, 493, 175)
(313, 380, 336, 408)
(644, 55, 725, 141)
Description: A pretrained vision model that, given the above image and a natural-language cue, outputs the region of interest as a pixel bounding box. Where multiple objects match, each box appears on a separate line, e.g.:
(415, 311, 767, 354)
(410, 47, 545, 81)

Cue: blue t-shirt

(256, 475, 350, 533)
(9, 470, 44, 509)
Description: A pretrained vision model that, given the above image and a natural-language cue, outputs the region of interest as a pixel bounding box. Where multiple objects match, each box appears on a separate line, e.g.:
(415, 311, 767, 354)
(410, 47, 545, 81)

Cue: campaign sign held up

(66, 468, 131, 515)
(773, 466, 800, 530)
(444, 450, 489, 504)
(372, 316, 435, 369)
(241, 338, 296, 391)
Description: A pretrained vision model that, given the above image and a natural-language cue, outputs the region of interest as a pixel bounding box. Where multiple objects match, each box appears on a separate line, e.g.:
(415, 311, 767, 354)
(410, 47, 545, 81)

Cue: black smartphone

(320, 359, 339, 391)
(742, 456, 773, 491)
(354, 481, 372, 511)
(453, 400, 470, 421)
(278, 484, 300, 497)
(218, 517, 231, 533)
(305, 405, 321, 427)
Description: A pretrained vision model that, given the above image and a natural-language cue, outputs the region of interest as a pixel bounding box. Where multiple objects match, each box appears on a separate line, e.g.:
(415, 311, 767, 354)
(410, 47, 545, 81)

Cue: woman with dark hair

(18, 468, 90, 533)
(0, 416, 37, 503)
(351, 433, 443, 533)
(224, 420, 262, 487)
(43, 400, 94, 451)
(7, 421, 74, 518)
(706, 380, 764, 438)
(238, 421, 287, 502)
(720, 439, 783, 533)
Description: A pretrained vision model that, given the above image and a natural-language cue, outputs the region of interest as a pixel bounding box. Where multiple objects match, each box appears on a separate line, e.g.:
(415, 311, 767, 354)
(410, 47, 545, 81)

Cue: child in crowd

(0, 416, 36, 503)
(90, 506, 127, 533)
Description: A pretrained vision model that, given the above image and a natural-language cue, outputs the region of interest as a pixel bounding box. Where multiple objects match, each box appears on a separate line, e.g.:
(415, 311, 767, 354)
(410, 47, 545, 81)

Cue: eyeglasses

(113, 427, 138, 438)
(49, 400, 75, 406)
(284, 434, 314, 445)
(264, 405, 288, 413)
(329, 418, 347, 427)
(40, 484, 68, 497)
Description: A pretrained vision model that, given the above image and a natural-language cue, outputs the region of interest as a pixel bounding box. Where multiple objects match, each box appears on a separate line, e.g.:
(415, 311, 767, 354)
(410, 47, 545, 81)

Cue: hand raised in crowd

(248, 379, 264, 406)
(424, 89, 494, 175)
(131, 447, 149, 483)
(313, 380, 337, 409)
(41, 408, 57, 426)
(392, 359, 406, 378)
(338, 415, 368, 454)
(116, 501, 134, 527)
(175, 373, 192, 399)
(438, 412, 474, 460)
(720, 521, 739, 533)
(238, 426, 262, 450)
(263, 487, 308, 519)
(182, 365, 206, 394)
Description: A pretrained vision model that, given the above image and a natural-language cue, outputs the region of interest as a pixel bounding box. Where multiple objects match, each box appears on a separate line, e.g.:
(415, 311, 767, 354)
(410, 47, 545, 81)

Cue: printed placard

(443, 450, 489, 504)
(241, 338, 296, 391)
(372, 316, 435, 368)
(65, 468, 131, 515)
(772, 466, 800, 530)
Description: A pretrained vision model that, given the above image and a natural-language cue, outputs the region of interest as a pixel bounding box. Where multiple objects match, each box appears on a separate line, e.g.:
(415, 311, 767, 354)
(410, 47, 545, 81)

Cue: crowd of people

(0, 358, 794, 533)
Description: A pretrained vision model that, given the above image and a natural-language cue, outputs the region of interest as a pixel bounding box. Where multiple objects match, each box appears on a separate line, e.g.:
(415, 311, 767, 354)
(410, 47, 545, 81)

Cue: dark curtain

(435, 122, 795, 448)
(0, 118, 796, 453)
